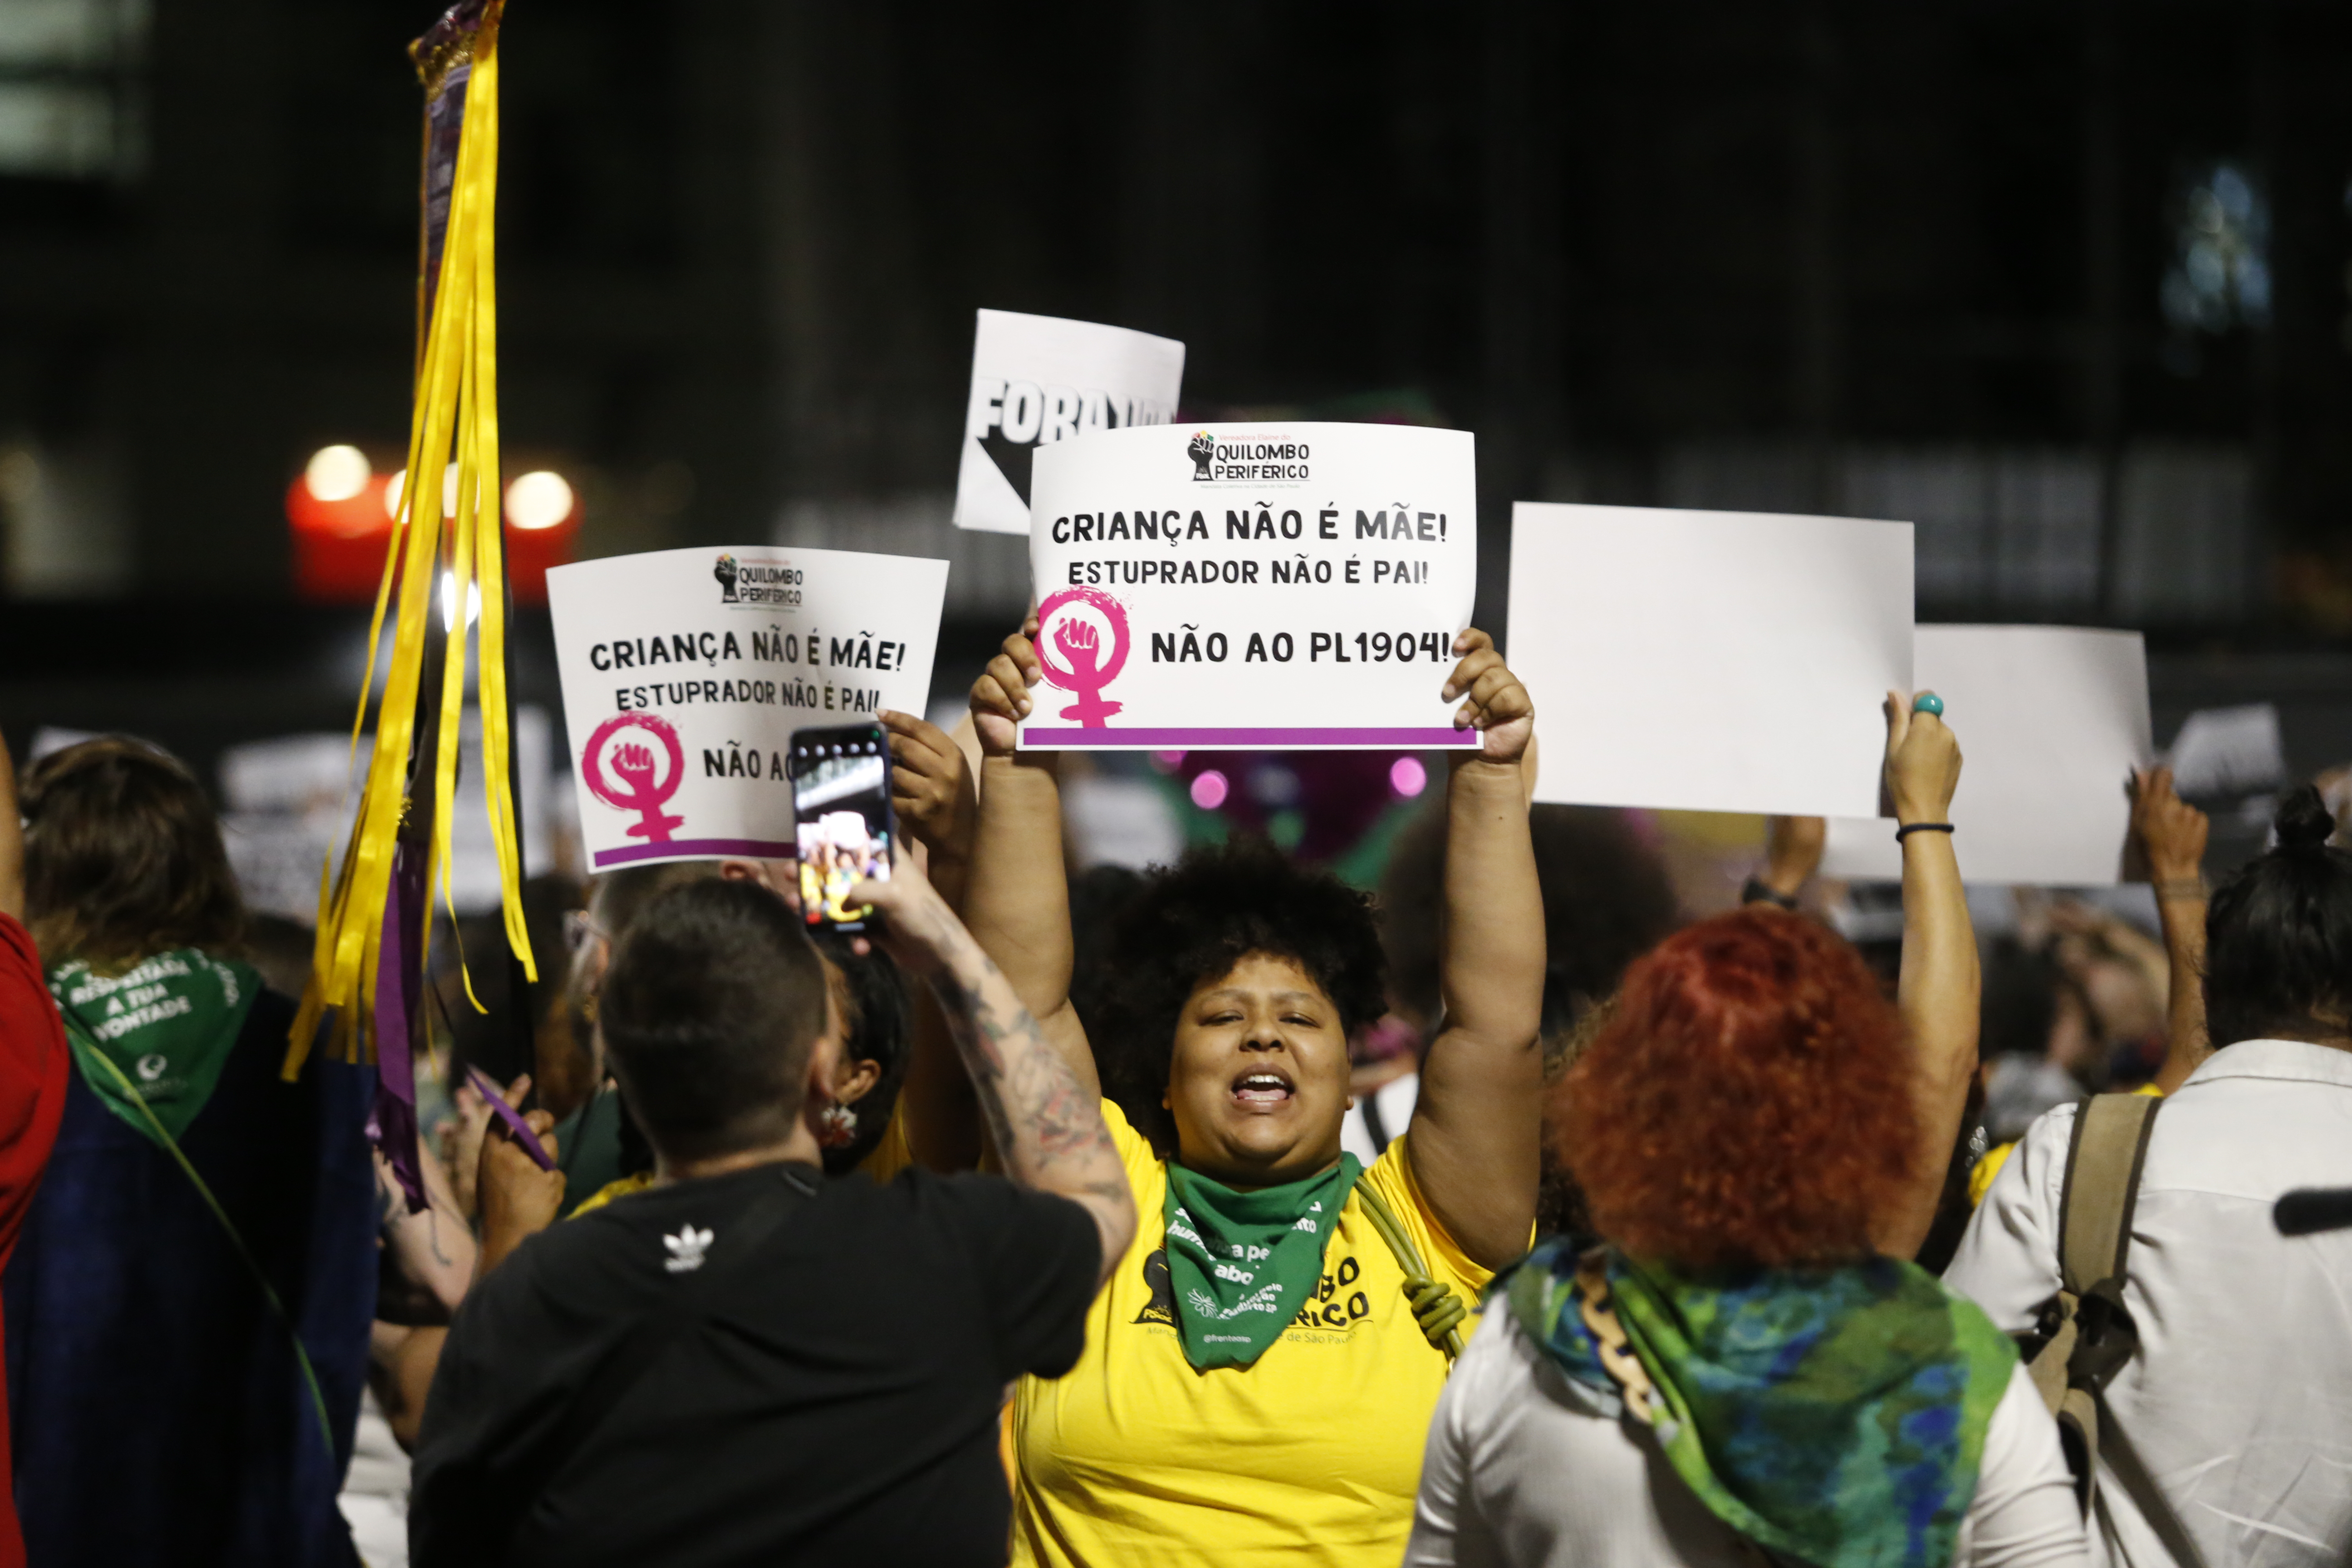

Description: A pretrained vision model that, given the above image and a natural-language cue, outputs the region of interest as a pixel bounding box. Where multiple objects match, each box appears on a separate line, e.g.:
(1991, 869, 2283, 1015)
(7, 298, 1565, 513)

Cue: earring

(817, 1098, 858, 1148)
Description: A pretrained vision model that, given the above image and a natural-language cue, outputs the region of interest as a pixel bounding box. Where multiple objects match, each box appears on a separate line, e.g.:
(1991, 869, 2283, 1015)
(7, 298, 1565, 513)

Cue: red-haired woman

(1407, 697, 2087, 1568)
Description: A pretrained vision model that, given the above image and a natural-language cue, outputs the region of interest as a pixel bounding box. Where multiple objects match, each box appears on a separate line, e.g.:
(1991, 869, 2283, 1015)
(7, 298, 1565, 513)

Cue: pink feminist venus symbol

(1034, 586, 1131, 727)
(582, 712, 687, 842)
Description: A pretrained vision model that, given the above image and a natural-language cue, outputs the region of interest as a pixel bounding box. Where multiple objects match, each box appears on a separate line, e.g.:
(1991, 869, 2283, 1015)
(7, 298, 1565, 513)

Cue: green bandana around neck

(1504, 1240, 2016, 1568)
(49, 950, 260, 1144)
(1161, 1153, 1362, 1371)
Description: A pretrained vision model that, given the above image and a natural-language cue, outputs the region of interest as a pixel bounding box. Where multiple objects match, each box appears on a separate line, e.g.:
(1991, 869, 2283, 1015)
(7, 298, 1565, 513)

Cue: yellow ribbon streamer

(290, 0, 533, 1077)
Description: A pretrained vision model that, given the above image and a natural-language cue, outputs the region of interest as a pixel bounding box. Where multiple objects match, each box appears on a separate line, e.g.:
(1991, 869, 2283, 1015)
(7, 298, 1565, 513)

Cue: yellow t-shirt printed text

(1010, 1099, 1504, 1568)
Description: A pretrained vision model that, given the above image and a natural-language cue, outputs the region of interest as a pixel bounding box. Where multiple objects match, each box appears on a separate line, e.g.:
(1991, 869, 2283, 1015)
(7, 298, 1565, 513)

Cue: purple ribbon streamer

(369, 846, 430, 1214)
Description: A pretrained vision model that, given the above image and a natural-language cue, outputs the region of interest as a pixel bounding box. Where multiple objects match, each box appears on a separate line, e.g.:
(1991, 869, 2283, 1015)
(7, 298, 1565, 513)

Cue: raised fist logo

(1054, 618, 1104, 681)
(610, 741, 660, 796)
(1032, 587, 1130, 729)
(714, 553, 740, 602)
(582, 712, 687, 845)
(1187, 431, 1215, 481)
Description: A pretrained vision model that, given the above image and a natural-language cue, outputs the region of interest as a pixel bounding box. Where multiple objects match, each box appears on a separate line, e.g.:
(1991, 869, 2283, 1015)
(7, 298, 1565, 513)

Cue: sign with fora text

(953, 309, 1186, 535)
(1018, 422, 1479, 750)
(547, 546, 948, 870)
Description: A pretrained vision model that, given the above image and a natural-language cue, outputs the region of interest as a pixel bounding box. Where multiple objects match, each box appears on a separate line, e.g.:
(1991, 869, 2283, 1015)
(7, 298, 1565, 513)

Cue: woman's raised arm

(1401, 629, 1545, 1271)
(2133, 765, 2211, 1093)
(961, 619, 1101, 1099)
(1876, 692, 1975, 1259)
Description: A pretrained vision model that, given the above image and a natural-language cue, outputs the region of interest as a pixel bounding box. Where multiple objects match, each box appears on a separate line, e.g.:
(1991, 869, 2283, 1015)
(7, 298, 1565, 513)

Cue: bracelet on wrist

(2153, 877, 2206, 903)
(1894, 822, 1955, 843)
(1741, 876, 1800, 911)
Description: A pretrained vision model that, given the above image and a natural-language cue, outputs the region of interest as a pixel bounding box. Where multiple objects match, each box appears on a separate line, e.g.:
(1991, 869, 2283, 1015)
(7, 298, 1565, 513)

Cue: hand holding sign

(881, 710, 977, 869)
(2129, 766, 2209, 885)
(972, 616, 1044, 758)
(1442, 629, 1534, 763)
(1882, 689, 1963, 826)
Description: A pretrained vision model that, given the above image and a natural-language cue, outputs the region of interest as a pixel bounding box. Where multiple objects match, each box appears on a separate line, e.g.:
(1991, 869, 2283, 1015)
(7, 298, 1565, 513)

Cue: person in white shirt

(1411, 693, 2087, 1568)
(1946, 784, 2352, 1568)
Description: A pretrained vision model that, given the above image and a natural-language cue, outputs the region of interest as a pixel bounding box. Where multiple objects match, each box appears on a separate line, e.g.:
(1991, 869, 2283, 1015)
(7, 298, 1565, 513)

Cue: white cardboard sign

(1820, 626, 2151, 885)
(547, 545, 948, 871)
(1508, 503, 1915, 818)
(953, 309, 1186, 536)
(1017, 421, 1480, 750)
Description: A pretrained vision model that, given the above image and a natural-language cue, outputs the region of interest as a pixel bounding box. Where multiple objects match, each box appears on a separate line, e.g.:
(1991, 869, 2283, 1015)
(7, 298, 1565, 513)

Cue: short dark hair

(1093, 837, 1387, 1153)
(2205, 785, 2352, 1049)
(590, 860, 724, 935)
(599, 879, 829, 1163)
(22, 738, 245, 968)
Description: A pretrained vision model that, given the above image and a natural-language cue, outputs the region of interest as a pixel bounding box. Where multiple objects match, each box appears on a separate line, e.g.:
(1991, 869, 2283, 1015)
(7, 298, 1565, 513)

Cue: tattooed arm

(851, 852, 1135, 1285)
(376, 1128, 478, 1313)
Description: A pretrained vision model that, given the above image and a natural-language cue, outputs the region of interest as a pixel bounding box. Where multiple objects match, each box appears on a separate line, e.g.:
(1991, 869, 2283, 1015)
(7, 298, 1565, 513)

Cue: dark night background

(4, 0, 2352, 783)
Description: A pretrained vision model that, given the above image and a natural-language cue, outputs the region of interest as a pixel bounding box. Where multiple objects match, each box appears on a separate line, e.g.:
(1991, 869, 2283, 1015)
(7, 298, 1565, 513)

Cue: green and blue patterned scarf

(1505, 1240, 2017, 1568)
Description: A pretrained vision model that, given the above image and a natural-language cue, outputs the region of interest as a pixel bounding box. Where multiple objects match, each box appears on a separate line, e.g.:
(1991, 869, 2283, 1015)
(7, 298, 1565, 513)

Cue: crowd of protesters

(0, 618, 2347, 1568)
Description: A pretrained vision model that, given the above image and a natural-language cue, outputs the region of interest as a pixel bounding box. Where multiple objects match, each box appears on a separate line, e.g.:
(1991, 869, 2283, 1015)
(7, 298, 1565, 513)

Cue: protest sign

(1508, 503, 1914, 818)
(954, 309, 1186, 535)
(547, 545, 948, 871)
(2164, 703, 2285, 802)
(1017, 421, 1480, 750)
(1821, 626, 2151, 885)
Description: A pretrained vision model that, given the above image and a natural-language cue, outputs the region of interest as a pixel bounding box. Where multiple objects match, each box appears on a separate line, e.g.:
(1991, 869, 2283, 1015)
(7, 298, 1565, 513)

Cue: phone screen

(792, 725, 893, 931)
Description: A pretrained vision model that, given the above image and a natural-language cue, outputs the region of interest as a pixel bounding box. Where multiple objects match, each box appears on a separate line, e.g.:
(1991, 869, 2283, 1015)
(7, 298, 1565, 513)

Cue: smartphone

(791, 723, 895, 932)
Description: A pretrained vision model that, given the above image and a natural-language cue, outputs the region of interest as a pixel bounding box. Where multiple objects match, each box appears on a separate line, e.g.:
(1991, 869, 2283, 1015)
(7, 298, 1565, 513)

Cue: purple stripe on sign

(592, 837, 796, 869)
(1024, 727, 1480, 747)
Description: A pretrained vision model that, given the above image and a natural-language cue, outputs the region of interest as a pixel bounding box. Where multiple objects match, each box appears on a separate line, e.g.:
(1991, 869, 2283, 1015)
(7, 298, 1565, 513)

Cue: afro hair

(1091, 836, 1388, 1154)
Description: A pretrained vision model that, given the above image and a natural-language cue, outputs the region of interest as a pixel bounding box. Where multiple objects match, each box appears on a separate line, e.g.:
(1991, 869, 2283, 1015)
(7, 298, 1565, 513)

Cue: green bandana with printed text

(1162, 1154, 1362, 1371)
(49, 950, 259, 1144)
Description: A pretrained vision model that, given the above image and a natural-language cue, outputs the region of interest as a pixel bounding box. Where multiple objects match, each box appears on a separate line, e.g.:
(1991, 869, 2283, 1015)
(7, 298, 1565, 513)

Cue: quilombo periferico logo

(1188, 434, 1311, 484)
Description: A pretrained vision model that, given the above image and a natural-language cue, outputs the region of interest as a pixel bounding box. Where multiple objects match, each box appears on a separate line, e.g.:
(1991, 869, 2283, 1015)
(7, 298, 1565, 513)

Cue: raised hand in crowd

(376, 1137, 476, 1317)
(374, 1077, 564, 1454)
(439, 1071, 500, 1223)
(879, 708, 977, 904)
(1748, 813, 1827, 906)
(970, 612, 1044, 758)
(1879, 689, 1977, 1259)
(368, 1132, 476, 1455)
(1417, 627, 1546, 1268)
(2130, 764, 2210, 1092)
(848, 849, 1132, 1282)
(472, 1073, 564, 1280)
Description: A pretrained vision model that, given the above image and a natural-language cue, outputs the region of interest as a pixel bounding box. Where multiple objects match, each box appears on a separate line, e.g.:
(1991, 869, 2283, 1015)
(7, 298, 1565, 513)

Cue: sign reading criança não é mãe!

(548, 545, 947, 869)
(1017, 422, 1479, 751)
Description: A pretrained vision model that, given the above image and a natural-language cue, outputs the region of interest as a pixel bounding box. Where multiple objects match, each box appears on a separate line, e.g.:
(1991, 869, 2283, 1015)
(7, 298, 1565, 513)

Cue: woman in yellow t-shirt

(963, 623, 1545, 1567)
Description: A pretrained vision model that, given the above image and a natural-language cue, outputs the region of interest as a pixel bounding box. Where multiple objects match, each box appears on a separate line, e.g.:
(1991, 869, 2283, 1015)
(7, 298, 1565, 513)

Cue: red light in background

(287, 449, 579, 605)
(287, 470, 396, 603)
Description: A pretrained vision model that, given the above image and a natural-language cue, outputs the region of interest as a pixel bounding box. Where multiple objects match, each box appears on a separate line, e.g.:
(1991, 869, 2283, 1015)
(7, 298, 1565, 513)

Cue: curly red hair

(1554, 908, 1916, 1268)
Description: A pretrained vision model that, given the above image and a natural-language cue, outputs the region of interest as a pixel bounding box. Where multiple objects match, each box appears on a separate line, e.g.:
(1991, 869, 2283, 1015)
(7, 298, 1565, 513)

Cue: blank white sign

(1509, 503, 1913, 818)
(1820, 626, 2151, 885)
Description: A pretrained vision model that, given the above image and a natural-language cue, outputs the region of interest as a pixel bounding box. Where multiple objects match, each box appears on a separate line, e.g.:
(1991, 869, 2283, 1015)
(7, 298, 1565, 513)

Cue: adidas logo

(663, 1225, 713, 1274)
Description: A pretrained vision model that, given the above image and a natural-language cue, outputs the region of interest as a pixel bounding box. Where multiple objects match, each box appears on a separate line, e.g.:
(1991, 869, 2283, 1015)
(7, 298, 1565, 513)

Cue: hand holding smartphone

(792, 723, 895, 933)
